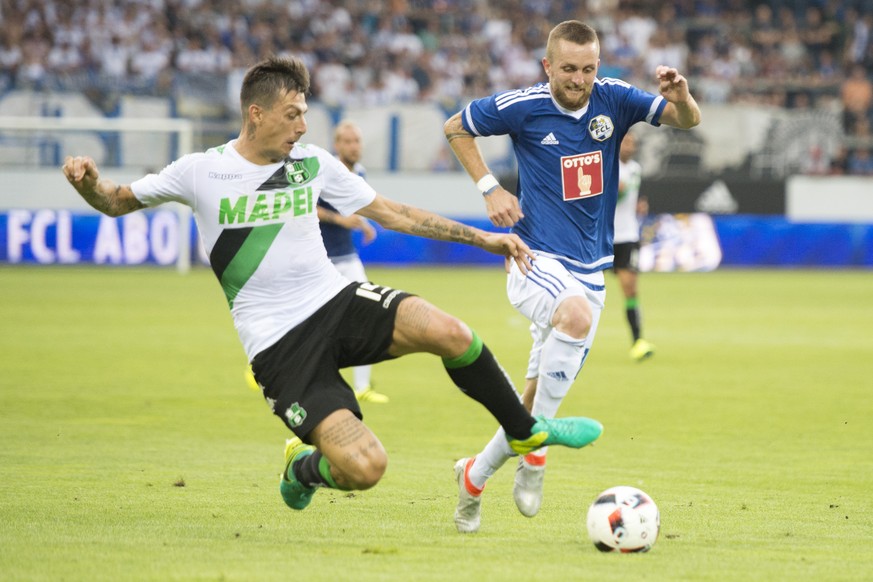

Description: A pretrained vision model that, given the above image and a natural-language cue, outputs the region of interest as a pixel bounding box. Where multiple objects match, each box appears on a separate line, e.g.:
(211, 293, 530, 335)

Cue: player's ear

(249, 103, 263, 125)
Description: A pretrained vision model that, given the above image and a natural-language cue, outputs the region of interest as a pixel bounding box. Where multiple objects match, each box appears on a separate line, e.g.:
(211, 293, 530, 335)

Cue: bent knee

(393, 298, 472, 357)
(552, 296, 593, 338)
(440, 316, 473, 355)
(342, 450, 388, 490)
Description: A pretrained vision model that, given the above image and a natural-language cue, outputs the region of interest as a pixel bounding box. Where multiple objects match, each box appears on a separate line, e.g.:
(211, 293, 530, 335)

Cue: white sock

(532, 329, 586, 419)
(468, 427, 515, 490)
(353, 365, 372, 391)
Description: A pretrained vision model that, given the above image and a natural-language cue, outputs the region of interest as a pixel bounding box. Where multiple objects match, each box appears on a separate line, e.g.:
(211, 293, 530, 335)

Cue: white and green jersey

(130, 140, 377, 359)
(614, 158, 642, 244)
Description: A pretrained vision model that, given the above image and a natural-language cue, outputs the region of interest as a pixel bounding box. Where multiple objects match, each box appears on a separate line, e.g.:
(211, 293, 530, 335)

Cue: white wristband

(476, 174, 500, 196)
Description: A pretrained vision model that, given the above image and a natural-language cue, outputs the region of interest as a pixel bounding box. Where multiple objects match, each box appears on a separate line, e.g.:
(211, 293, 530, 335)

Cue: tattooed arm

(443, 112, 522, 228)
(62, 156, 145, 217)
(356, 194, 534, 273)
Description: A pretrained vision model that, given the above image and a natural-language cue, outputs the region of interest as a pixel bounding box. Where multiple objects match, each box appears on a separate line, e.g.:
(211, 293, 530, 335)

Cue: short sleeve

(130, 155, 198, 207)
(462, 93, 514, 138)
(317, 152, 377, 216)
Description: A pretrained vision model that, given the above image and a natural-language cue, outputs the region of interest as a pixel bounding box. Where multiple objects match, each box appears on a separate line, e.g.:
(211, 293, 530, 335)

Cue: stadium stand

(1, 0, 872, 174)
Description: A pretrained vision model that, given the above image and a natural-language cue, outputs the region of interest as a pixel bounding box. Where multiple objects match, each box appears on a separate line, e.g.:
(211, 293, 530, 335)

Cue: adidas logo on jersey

(541, 132, 560, 145)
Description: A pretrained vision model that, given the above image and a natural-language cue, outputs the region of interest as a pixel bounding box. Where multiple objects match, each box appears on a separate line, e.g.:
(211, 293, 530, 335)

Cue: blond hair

(546, 20, 599, 61)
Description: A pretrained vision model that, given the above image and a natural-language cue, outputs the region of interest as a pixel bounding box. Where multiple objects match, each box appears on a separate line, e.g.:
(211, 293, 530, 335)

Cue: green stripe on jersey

(220, 223, 284, 308)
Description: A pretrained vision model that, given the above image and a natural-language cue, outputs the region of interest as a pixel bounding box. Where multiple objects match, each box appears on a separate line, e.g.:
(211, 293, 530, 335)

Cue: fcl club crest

(560, 150, 604, 201)
(588, 115, 614, 142)
(285, 160, 311, 185)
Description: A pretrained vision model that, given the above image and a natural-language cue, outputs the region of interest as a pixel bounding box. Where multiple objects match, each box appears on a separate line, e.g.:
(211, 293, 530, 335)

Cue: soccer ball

(586, 486, 660, 553)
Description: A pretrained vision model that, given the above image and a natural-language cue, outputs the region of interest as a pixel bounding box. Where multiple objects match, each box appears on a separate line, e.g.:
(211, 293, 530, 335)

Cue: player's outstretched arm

(62, 156, 145, 217)
(654, 66, 702, 130)
(444, 112, 523, 228)
(357, 194, 533, 273)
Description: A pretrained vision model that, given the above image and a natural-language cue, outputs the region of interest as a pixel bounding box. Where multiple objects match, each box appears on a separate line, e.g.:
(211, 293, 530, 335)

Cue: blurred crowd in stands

(1, 0, 873, 174)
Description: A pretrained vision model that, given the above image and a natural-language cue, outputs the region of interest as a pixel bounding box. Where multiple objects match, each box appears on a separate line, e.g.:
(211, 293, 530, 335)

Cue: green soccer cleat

(507, 416, 603, 455)
(630, 338, 655, 362)
(279, 437, 318, 510)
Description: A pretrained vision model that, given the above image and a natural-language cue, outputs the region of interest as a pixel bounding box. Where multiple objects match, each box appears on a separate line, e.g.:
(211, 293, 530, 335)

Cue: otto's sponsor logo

(560, 151, 604, 201)
(208, 172, 243, 180)
(588, 115, 614, 141)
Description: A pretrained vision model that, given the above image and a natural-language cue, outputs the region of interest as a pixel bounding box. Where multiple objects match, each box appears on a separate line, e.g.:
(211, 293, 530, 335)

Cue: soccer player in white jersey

(613, 132, 654, 361)
(62, 56, 605, 513)
(444, 20, 701, 533)
(244, 120, 389, 403)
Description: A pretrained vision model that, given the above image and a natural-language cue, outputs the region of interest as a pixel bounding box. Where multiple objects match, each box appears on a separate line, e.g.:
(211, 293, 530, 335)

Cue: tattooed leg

(308, 409, 387, 490)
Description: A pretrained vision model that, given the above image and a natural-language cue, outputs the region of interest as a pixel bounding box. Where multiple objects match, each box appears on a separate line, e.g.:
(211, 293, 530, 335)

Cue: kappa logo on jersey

(541, 132, 560, 145)
(284, 157, 319, 185)
(588, 115, 614, 142)
(560, 151, 604, 201)
(208, 172, 243, 181)
(218, 187, 314, 224)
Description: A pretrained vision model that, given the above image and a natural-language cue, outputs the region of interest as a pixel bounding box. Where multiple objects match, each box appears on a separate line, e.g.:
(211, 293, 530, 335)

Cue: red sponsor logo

(560, 150, 603, 201)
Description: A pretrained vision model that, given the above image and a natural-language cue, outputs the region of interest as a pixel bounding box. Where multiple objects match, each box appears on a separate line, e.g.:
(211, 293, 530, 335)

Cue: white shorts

(507, 255, 606, 379)
(331, 254, 368, 283)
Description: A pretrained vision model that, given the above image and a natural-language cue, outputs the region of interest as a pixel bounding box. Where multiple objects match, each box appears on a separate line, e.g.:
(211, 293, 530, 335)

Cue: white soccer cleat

(513, 455, 546, 517)
(453, 457, 482, 533)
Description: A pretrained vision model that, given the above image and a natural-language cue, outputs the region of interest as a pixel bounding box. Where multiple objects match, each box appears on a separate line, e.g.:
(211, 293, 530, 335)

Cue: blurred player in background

(444, 20, 700, 533)
(63, 55, 603, 514)
(317, 120, 387, 403)
(613, 131, 655, 361)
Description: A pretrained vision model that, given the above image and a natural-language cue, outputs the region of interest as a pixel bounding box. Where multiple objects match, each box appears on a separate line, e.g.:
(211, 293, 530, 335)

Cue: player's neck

(233, 137, 286, 166)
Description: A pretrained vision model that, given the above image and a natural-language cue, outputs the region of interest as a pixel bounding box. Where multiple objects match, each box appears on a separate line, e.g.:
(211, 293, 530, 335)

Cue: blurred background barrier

(2, 168, 872, 269)
(3, 209, 872, 270)
(0, 100, 862, 177)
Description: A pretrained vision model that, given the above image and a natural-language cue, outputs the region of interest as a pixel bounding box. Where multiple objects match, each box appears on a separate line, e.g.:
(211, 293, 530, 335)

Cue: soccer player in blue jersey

(317, 120, 388, 403)
(444, 20, 701, 533)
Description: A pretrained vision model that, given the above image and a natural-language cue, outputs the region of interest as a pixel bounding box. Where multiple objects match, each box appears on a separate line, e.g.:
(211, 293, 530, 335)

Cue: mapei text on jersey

(218, 187, 314, 224)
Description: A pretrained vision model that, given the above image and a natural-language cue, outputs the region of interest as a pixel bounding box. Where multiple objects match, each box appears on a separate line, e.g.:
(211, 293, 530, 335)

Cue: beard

(553, 84, 589, 110)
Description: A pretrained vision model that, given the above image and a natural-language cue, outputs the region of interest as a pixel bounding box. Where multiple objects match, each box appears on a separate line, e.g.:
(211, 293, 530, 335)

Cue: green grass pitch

(1, 265, 871, 581)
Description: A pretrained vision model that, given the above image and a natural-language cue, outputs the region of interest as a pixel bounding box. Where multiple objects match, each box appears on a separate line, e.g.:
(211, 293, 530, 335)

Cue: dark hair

(546, 20, 599, 60)
(240, 56, 310, 113)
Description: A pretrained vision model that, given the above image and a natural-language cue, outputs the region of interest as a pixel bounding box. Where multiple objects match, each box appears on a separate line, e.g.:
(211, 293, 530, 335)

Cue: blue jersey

(319, 161, 366, 259)
(462, 79, 666, 273)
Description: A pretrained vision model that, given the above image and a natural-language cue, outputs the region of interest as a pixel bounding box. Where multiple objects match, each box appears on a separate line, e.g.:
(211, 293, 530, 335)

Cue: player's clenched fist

(62, 156, 99, 189)
(655, 66, 690, 102)
(61, 155, 142, 216)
